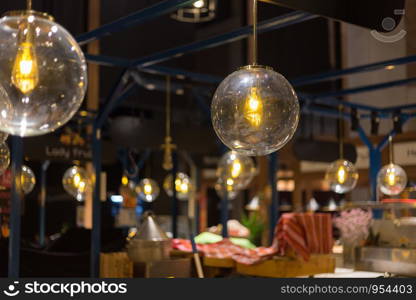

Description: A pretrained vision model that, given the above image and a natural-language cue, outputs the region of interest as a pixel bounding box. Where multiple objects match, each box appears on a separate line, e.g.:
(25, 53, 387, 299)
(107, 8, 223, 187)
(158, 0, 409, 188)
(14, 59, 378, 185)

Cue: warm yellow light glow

(226, 178, 234, 186)
(244, 87, 263, 127)
(121, 175, 128, 186)
(180, 182, 189, 193)
(12, 22, 39, 95)
(337, 165, 346, 184)
(231, 160, 242, 178)
(143, 183, 153, 195)
(387, 170, 396, 186)
(193, 0, 204, 8)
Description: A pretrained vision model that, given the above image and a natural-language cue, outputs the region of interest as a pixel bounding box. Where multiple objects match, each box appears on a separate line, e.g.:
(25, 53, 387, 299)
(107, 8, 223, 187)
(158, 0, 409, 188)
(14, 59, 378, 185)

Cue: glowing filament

(121, 175, 128, 186)
(337, 166, 346, 184)
(244, 87, 263, 127)
(231, 160, 242, 178)
(12, 22, 39, 94)
(387, 170, 396, 186)
(144, 183, 153, 195)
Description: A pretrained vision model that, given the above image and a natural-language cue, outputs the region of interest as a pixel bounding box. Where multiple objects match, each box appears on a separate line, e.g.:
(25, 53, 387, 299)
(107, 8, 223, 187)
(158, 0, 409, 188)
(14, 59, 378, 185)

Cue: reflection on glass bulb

(193, 0, 204, 8)
(215, 178, 239, 200)
(337, 166, 346, 184)
(244, 87, 263, 128)
(11, 21, 39, 94)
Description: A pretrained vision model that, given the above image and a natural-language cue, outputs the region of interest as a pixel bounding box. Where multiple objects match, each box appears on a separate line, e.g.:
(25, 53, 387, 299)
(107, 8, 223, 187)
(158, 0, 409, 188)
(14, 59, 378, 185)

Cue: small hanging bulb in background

(193, 0, 205, 8)
(337, 165, 346, 185)
(377, 135, 408, 196)
(11, 16, 39, 94)
(136, 178, 160, 202)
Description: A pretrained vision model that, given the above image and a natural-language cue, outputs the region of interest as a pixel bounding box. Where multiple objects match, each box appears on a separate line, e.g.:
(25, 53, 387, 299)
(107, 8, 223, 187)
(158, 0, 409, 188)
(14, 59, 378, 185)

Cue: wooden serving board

(236, 255, 335, 278)
(203, 256, 236, 268)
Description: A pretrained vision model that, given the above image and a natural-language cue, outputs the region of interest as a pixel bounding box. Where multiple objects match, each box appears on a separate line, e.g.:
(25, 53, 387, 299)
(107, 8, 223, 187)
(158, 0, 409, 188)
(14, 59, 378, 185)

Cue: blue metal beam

(268, 152, 278, 244)
(130, 11, 318, 68)
(9, 136, 23, 278)
(76, 0, 196, 45)
(96, 75, 136, 129)
(312, 77, 416, 100)
(292, 55, 416, 87)
(91, 128, 102, 278)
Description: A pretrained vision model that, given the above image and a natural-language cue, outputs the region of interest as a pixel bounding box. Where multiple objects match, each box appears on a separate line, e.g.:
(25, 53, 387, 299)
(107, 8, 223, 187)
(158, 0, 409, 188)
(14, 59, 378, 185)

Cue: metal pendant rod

(338, 105, 344, 159)
(27, 0, 32, 10)
(252, 0, 258, 65)
(388, 135, 394, 164)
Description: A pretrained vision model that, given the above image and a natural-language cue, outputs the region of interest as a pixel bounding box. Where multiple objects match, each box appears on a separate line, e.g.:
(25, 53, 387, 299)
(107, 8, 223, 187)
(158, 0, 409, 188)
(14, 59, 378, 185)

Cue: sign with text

(394, 142, 416, 166)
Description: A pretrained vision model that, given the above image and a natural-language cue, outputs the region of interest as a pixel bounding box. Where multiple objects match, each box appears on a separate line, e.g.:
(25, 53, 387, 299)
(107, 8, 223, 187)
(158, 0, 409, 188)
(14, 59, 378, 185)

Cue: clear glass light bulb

(21, 164, 35, 194)
(11, 20, 39, 94)
(217, 151, 256, 190)
(163, 172, 192, 201)
(136, 178, 160, 203)
(0, 12, 87, 136)
(215, 178, 239, 200)
(325, 159, 359, 194)
(0, 143, 10, 175)
(377, 163, 407, 196)
(211, 65, 299, 156)
(62, 166, 90, 201)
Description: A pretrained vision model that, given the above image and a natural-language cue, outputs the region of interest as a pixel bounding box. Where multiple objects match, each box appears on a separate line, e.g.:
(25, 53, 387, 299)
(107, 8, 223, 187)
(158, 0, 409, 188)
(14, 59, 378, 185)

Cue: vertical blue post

(171, 151, 178, 238)
(91, 128, 102, 277)
(268, 152, 279, 244)
(9, 136, 23, 278)
(220, 188, 229, 238)
(39, 160, 50, 247)
(369, 148, 382, 202)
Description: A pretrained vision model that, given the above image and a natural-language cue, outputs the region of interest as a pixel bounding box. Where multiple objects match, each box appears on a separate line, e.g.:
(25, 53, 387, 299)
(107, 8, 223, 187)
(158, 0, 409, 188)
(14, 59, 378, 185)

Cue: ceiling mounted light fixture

(325, 105, 359, 194)
(377, 135, 407, 196)
(171, 0, 217, 23)
(211, 0, 299, 156)
(0, 0, 87, 136)
(136, 178, 160, 203)
(62, 165, 90, 201)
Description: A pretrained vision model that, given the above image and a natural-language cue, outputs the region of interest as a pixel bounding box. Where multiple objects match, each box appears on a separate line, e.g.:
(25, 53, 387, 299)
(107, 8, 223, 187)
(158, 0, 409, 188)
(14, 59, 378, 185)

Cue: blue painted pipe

(76, 0, 196, 45)
(9, 136, 23, 278)
(90, 128, 102, 278)
(268, 152, 279, 244)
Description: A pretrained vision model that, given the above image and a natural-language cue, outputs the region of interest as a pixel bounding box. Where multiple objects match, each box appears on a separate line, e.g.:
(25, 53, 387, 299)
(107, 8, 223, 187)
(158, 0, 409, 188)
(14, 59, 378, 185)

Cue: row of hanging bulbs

(324, 105, 408, 196)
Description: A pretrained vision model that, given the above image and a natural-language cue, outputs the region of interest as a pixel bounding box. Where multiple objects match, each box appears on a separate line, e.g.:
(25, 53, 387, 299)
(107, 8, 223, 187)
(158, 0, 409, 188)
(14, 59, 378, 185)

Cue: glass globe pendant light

(21, 164, 36, 194)
(216, 151, 256, 190)
(215, 178, 239, 200)
(211, 0, 299, 156)
(0, 143, 10, 175)
(136, 178, 160, 203)
(163, 172, 192, 201)
(325, 105, 359, 194)
(62, 165, 90, 201)
(377, 135, 407, 196)
(0, 0, 87, 136)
